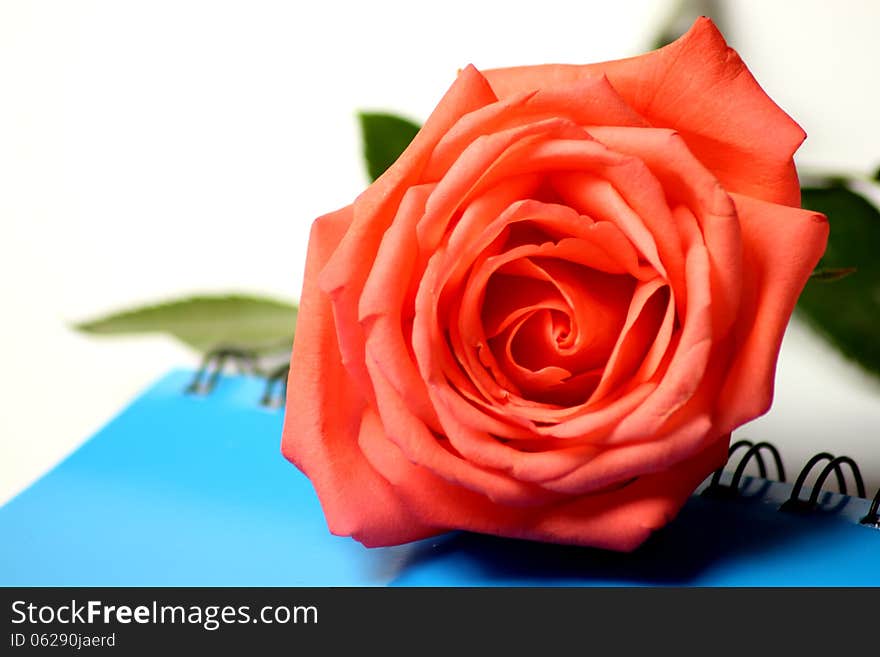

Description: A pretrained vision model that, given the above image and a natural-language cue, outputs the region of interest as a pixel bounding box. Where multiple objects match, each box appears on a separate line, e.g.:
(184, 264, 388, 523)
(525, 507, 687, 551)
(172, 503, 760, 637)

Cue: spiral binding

(779, 452, 866, 513)
(260, 363, 290, 409)
(702, 440, 786, 499)
(185, 346, 289, 408)
(704, 439, 879, 528)
(863, 491, 880, 528)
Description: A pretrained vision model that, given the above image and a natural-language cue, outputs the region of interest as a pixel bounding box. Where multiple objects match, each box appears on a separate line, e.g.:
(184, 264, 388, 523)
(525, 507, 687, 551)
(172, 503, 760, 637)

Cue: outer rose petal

(482, 17, 804, 207)
(531, 435, 729, 551)
(317, 65, 498, 403)
(717, 194, 828, 433)
(281, 207, 438, 546)
(359, 407, 728, 552)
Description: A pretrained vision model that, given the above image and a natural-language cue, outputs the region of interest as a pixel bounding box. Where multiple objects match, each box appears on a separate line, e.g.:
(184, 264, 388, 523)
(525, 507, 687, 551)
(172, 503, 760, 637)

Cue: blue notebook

(1, 369, 878, 586)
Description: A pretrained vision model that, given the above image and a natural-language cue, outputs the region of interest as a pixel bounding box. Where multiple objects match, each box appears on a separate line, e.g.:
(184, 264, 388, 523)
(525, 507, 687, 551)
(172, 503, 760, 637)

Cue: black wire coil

(704, 440, 878, 528)
(862, 490, 880, 528)
(260, 363, 290, 409)
(185, 346, 289, 408)
(780, 452, 866, 513)
(702, 440, 786, 499)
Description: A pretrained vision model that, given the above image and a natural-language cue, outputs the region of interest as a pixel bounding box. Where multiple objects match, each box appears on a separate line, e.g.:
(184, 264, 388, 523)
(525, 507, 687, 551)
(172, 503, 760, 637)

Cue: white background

(2, 0, 879, 504)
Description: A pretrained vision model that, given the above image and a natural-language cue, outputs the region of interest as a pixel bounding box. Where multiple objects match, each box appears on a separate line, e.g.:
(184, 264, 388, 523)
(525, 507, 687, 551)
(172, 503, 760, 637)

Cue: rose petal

(362, 412, 728, 550)
(527, 437, 729, 550)
(443, 197, 652, 307)
(282, 207, 438, 546)
(608, 238, 714, 444)
(415, 119, 589, 255)
(413, 191, 672, 433)
(482, 18, 804, 206)
(424, 74, 648, 179)
(716, 194, 828, 432)
(588, 277, 670, 404)
(492, 310, 603, 406)
(540, 412, 714, 495)
(318, 65, 498, 402)
(448, 217, 635, 412)
(364, 356, 563, 507)
(587, 126, 742, 337)
(415, 198, 635, 433)
(478, 140, 687, 307)
(359, 184, 443, 434)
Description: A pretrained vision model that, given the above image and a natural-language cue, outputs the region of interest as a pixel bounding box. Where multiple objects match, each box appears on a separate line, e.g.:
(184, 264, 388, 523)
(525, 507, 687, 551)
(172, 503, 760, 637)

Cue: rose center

(481, 258, 635, 405)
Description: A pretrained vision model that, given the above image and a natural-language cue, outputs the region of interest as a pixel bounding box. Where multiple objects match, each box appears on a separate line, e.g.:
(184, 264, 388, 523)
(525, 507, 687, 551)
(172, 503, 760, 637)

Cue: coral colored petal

(359, 184, 442, 433)
(526, 437, 729, 550)
(483, 18, 804, 206)
(541, 413, 714, 495)
(317, 65, 498, 403)
(495, 312, 572, 392)
(416, 200, 593, 424)
(363, 415, 728, 550)
(438, 176, 546, 308)
(281, 207, 437, 546)
(588, 127, 743, 337)
(443, 198, 649, 301)
(482, 274, 569, 339)
(522, 257, 634, 366)
(632, 279, 677, 384)
(542, 380, 658, 438)
(717, 194, 828, 432)
(589, 278, 669, 404)
(358, 183, 436, 322)
(365, 357, 561, 507)
(415, 119, 589, 255)
(427, 385, 605, 483)
(538, 146, 687, 307)
(610, 240, 714, 443)
(451, 231, 634, 409)
(424, 74, 648, 179)
(553, 172, 666, 279)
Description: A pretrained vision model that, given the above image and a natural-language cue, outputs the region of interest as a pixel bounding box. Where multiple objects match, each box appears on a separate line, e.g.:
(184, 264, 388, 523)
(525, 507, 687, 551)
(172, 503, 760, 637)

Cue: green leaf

(358, 112, 421, 182)
(797, 186, 880, 377)
(75, 294, 297, 355)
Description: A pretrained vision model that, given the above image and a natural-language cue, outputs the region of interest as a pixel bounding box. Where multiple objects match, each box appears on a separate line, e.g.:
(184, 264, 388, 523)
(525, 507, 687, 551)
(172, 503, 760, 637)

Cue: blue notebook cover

(1, 370, 878, 586)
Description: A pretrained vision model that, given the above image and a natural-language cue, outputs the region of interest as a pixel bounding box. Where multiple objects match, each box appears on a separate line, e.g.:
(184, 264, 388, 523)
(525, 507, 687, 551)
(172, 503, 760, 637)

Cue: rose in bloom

(282, 18, 828, 551)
